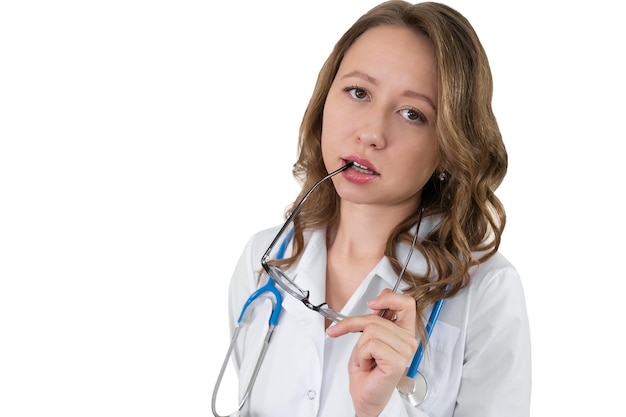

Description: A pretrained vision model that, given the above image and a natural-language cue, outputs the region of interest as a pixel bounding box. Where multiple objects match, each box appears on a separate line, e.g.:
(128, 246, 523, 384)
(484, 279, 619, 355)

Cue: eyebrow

(340, 70, 437, 111)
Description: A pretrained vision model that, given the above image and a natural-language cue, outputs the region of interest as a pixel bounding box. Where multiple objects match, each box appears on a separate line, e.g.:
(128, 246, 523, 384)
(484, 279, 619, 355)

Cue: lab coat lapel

(340, 219, 434, 318)
(279, 229, 327, 325)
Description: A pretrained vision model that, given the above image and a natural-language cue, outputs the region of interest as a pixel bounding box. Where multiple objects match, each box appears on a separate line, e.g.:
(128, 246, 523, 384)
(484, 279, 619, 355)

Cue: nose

(357, 113, 388, 149)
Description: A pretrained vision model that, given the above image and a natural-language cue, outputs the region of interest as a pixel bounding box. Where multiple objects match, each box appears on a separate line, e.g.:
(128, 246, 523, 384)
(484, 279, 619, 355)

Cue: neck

(323, 200, 419, 315)
(327, 200, 417, 257)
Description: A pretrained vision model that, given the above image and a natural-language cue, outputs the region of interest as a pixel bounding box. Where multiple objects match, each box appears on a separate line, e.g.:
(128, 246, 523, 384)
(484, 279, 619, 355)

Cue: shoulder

(229, 225, 285, 305)
(461, 251, 529, 331)
(243, 225, 326, 260)
(240, 224, 284, 259)
(468, 251, 524, 296)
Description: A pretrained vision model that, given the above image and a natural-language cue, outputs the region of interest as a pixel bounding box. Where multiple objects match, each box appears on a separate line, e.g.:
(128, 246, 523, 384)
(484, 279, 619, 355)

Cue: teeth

(351, 161, 375, 174)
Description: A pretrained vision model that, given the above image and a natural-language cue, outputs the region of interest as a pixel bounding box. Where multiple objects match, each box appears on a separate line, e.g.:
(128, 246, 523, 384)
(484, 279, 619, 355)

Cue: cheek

(321, 101, 346, 149)
(397, 140, 440, 180)
(321, 98, 342, 135)
(320, 105, 337, 167)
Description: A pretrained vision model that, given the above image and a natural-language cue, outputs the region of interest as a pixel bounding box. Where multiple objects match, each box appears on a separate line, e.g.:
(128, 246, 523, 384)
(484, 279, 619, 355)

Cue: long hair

(275, 1, 507, 340)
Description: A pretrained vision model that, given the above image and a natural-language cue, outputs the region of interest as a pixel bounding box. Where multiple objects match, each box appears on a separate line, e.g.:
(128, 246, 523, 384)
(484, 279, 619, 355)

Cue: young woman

(215, 2, 531, 416)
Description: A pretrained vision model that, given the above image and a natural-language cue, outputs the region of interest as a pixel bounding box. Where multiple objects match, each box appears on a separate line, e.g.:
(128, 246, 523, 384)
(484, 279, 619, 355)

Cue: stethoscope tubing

(212, 280, 283, 417)
(212, 227, 445, 415)
(407, 296, 445, 378)
(211, 231, 292, 417)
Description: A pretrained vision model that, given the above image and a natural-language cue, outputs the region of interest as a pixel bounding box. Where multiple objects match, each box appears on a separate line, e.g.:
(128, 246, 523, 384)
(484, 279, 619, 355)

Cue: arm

(330, 262, 531, 417)
(455, 266, 532, 416)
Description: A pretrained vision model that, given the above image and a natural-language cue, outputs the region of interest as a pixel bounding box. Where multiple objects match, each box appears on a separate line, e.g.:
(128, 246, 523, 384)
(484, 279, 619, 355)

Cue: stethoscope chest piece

(397, 371, 428, 407)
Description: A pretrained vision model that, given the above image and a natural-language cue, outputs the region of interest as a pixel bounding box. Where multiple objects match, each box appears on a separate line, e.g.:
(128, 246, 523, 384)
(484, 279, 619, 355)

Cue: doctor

(224, 1, 531, 416)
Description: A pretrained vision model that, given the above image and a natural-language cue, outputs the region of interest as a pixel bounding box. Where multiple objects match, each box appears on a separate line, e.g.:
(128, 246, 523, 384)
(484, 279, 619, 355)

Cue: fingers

(327, 312, 413, 347)
(326, 291, 418, 358)
(352, 332, 412, 374)
(326, 290, 419, 416)
(327, 289, 416, 337)
(377, 288, 398, 321)
(369, 288, 417, 327)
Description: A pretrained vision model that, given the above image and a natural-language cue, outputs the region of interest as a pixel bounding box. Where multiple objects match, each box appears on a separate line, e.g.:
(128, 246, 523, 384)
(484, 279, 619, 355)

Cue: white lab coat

(227, 215, 531, 417)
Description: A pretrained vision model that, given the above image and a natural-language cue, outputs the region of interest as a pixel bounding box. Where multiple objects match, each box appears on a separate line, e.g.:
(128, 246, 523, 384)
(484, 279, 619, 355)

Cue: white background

(1, 1, 624, 416)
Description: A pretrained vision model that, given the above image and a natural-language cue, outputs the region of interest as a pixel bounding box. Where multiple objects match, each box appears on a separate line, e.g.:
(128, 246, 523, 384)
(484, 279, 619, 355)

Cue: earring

(438, 171, 448, 182)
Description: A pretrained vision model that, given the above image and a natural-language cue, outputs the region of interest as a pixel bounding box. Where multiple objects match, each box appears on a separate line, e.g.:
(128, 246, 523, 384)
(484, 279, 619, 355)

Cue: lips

(344, 157, 378, 175)
(351, 161, 376, 175)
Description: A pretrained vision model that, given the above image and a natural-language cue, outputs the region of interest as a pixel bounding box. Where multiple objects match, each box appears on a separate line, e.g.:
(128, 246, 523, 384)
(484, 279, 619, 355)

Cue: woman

(218, 1, 531, 416)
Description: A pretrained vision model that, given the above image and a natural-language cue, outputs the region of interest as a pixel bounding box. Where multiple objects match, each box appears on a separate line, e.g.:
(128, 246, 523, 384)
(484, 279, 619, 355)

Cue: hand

(326, 288, 418, 417)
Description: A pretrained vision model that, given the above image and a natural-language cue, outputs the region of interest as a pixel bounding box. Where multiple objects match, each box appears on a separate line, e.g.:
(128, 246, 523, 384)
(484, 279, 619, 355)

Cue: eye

(345, 86, 369, 100)
(400, 108, 427, 124)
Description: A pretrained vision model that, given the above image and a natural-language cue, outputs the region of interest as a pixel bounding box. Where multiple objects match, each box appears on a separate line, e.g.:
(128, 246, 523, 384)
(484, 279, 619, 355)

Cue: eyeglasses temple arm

(380, 207, 424, 318)
(261, 162, 354, 264)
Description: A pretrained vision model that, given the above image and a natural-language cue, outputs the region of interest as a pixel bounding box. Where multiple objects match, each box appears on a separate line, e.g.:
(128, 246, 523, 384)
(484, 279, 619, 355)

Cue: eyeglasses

(261, 162, 423, 323)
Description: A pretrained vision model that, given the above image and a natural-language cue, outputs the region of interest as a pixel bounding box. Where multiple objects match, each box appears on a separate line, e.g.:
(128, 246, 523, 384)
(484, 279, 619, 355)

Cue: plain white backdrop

(1, 1, 624, 416)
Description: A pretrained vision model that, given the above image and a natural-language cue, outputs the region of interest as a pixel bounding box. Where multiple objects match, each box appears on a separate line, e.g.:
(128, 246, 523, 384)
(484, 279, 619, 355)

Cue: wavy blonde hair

(274, 1, 507, 339)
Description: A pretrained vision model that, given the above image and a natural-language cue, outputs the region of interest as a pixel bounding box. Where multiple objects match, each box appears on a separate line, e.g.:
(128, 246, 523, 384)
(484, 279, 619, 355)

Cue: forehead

(344, 24, 434, 66)
(339, 25, 438, 100)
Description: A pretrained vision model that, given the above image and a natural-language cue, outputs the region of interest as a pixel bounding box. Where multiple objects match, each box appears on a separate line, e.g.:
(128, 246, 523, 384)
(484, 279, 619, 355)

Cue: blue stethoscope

(211, 230, 444, 416)
(211, 233, 291, 417)
(397, 295, 445, 406)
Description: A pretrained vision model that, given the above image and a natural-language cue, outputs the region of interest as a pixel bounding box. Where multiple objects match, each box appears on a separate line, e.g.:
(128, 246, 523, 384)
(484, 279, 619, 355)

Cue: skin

(322, 25, 440, 417)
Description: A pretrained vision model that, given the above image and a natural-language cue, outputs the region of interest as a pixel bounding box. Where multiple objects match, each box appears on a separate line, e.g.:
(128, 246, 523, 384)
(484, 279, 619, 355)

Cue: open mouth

(346, 160, 377, 175)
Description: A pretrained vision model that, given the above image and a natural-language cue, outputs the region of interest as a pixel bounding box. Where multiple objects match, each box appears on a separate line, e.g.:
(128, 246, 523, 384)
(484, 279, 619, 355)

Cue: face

(321, 25, 439, 213)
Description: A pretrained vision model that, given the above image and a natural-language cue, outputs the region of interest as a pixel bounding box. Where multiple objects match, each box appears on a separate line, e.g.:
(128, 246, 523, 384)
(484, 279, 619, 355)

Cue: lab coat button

(307, 389, 317, 400)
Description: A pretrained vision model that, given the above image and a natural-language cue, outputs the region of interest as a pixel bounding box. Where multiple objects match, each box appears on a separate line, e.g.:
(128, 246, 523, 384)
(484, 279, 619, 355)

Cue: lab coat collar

(278, 214, 440, 319)
(279, 229, 328, 324)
